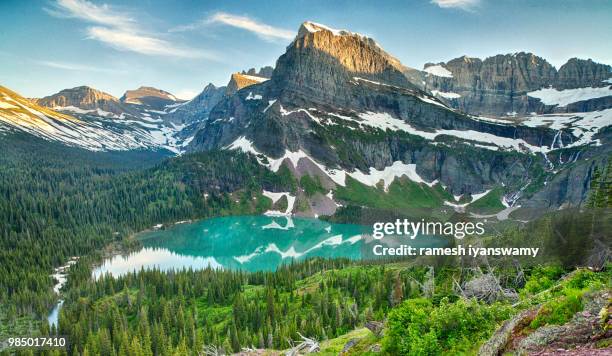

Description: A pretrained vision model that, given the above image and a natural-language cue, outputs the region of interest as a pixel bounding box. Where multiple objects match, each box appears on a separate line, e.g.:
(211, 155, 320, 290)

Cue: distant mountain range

(1, 21, 610, 218)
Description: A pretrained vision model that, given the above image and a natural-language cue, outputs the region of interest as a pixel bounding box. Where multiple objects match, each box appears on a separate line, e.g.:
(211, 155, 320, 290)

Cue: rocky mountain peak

(270, 21, 418, 103)
(121, 86, 178, 104)
(166, 83, 226, 125)
(292, 21, 406, 77)
(241, 66, 274, 79)
(202, 83, 219, 92)
(119, 86, 183, 111)
(557, 58, 612, 89)
(424, 52, 610, 116)
(296, 21, 357, 39)
(34, 86, 123, 113)
(225, 73, 268, 96)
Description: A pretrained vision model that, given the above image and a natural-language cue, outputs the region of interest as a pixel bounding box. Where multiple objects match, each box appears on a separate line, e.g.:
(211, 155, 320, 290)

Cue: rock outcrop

(423, 54, 611, 116)
(120, 86, 182, 110)
(187, 21, 577, 208)
(270, 21, 418, 105)
(225, 73, 269, 96)
(34, 86, 126, 115)
(242, 66, 274, 79)
(557, 58, 612, 89)
(167, 83, 226, 124)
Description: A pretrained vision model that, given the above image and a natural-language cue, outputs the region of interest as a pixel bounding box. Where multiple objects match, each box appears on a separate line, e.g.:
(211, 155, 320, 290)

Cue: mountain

(3, 21, 610, 218)
(166, 83, 226, 125)
(186, 21, 612, 218)
(225, 73, 269, 96)
(0, 85, 172, 152)
(120, 86, 184, 110)
(423, 53, 612, 116)
(241, 66, 274, 78)
(33, 86, 129, 115)
(2, 84, 195, 153)
(557, 58, 612, 89)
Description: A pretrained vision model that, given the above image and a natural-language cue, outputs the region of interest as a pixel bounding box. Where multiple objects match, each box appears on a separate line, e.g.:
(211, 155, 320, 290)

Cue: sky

(1, 0, 610, 99)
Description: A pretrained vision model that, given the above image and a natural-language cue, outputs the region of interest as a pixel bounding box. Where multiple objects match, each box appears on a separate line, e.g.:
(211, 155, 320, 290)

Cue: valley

(0, 13, 610, 356)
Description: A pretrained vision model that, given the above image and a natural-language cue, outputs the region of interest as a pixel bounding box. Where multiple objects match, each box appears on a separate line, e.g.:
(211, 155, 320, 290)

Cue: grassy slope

(334, 176, 453, 211)
(467, 187, 506, 213)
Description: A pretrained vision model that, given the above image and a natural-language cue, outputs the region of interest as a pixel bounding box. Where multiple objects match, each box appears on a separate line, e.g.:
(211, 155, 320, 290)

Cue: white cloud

(45, 0, 135, 29)
(34, 60, 123, 73)
(87, 27, 213, 59)
(46, 0, 212, 59)
(431, 0, 480, 11)
(172, 12, 295, 42)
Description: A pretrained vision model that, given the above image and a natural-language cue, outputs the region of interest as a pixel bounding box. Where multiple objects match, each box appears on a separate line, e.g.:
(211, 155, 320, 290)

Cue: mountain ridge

(2, 20, 610, 217)
(33, 85, 127, 115)
(423, 52, 612, 116)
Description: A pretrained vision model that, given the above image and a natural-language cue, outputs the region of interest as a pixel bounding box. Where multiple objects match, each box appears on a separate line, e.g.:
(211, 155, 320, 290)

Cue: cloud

(172, 12, 295, 42)
(44, 0, 135, 29)
(87, 27, 213, 59)
(431, 0, 480, 11)
(34, 60, 124, 73)
(45, 0, 213, 59)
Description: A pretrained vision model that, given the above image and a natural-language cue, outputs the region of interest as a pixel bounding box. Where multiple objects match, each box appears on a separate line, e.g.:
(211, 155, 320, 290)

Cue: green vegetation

(300, 174, 327, 197)
(335, 176, 451, 211)
(0, 139, 291, 319)
(383, 266, 610, 356)
(467, 187, 506, 213)
(587, 158, 612, 208)
(56, 259, 411, 355)
(0, 132, 609, 355)
(384, 298, 512, 355)
(529, 290, 583, 328)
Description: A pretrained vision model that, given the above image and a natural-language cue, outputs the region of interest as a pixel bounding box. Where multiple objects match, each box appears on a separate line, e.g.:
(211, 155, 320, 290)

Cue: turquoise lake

(51, 215, 447, 326)
(93, 215, 447, 277)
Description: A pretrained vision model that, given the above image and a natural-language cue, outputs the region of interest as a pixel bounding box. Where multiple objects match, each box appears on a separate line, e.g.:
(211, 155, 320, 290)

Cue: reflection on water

(93, 248, 222, 278)
(93, 216, 447, 278)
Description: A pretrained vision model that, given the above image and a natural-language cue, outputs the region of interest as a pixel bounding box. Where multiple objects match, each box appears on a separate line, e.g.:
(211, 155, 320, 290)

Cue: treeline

(56, 258, 424, 355)
(0, 138, 292, 317)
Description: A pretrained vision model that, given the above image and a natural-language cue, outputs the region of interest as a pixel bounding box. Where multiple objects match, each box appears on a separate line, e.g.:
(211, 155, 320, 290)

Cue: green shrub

(384, 298, 512, 355)
(383, 298, 438, 355)
(522, 265, 565, 295)
(300, 175, 326, 196)
(529, 289, 583, 329)
(565, 269, 602, 290)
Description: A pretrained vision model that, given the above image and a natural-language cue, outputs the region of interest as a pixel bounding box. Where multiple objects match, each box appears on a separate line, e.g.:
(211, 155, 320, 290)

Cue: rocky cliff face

(34, 86, 127, 115)
(120, 86, 183, 110)
(556, 58, 612, 89)
(166, 83, 226, 124)
(242, 66, 274, 79)
(424, 54, 611, 116)
(225, 73, 269, 96)
(186, 21, 603, 215)
(270, 21, 418, 106)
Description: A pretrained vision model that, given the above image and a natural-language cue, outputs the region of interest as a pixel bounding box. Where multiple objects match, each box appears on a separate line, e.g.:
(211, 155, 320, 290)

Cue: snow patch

(521, 109, 612, 148)
(0, 101, 19, 109)
(424, 65, 453, 78)
(348, 161, 437, 191)
(470, 189, 491, 203)
(246, 92, 263, 100)
(263, 190, 296, 216)
(527, 86, 612, 107)
(263, 99, 277, 113)
(431, 90, 461, 99)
